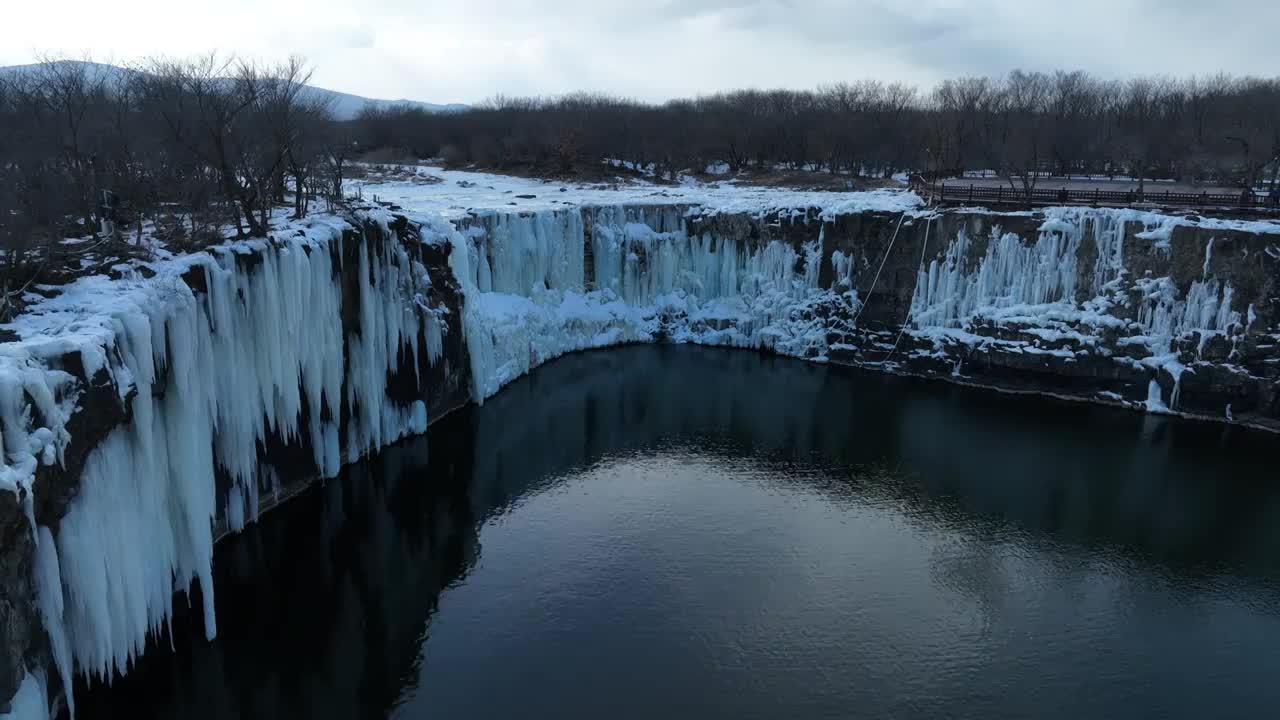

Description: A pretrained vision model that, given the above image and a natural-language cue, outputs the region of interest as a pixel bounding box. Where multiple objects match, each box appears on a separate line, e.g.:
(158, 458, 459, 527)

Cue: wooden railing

(908, 175, 1280, 212)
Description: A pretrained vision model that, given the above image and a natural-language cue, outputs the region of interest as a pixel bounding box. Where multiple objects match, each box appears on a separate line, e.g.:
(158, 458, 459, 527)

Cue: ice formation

(446, 205, 846, 401)
(442, 200, 1270, 419)
(1, 211, 443, 713)
(906, 206, 1255, 411)
(439, 200, 1272, 418)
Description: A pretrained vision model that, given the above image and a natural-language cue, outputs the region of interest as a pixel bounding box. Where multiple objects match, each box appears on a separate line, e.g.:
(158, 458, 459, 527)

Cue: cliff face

(1, 199, 1276, 716)
(0, 210, 470, 714)
(817, 210, 1278, 429)
(452, 202, 1277, 430)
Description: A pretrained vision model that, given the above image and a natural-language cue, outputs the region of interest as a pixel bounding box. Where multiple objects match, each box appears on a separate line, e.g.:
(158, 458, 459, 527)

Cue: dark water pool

(79, 345, 1280, 719)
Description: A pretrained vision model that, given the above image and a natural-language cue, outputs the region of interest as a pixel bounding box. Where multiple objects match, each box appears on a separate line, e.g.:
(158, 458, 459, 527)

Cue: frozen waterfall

(906, 207, 1248, 411)
(2, 212, 443, 715)
(447, 205, 839, 402)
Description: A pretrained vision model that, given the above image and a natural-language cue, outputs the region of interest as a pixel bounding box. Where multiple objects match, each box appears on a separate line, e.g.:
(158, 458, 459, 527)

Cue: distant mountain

(0, 60, 467, 120)
(302, 86, 468, 120)
(0, 60, 132, 85)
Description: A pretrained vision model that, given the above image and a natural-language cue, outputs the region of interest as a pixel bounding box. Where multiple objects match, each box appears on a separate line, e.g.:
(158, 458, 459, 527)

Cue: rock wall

(817, 209, 1279, 430)
(451, 203, 1277, 431)
(0, 210, 469, 716)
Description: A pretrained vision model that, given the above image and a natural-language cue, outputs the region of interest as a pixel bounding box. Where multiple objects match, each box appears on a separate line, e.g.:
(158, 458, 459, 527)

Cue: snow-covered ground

(357, 165, 923, 220)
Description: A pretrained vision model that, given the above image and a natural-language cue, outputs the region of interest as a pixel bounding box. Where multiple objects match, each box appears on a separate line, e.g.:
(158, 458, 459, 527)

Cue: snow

(358, 166, 924, 221)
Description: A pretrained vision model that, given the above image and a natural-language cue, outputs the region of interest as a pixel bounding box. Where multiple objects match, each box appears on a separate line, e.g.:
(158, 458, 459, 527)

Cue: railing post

(996, 186, 1002, 203)
(969, 184, 974, 203)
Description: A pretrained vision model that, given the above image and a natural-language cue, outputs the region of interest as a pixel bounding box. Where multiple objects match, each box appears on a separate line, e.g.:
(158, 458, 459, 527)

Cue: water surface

(80, 346, 1280, 719)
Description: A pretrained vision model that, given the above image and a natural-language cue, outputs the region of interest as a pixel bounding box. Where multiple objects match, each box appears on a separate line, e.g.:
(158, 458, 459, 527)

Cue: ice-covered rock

(0, 208, 466, 715)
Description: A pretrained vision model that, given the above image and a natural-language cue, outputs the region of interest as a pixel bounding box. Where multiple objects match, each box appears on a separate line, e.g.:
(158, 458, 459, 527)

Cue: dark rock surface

(0, 489, 33, 712)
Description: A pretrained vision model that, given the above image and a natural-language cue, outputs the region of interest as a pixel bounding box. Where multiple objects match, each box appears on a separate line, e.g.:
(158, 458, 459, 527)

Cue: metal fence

(908, 175, 1280, 212)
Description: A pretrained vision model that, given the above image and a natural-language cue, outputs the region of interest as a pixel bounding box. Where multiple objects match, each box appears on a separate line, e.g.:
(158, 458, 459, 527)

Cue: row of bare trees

(354, 71, 1280, 194)
(0, 55, 348, 310)
(4, 60, 1279, 307)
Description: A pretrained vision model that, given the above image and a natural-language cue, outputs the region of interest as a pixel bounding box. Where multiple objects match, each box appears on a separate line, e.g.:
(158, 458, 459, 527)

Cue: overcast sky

(4, 0, 1277, 104)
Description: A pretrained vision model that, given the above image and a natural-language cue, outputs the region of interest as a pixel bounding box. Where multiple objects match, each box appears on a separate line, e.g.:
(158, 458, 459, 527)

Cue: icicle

(1168, 363, 1187, 410)
(7, 212, 438, 697)
(454, 204, 838, 400)
(1135, 277, 1241, 357)
(424, 310, 445, 366)
(909, 219, 1082, 330)
(1145, 379, 1168, 413)
(1087, 210, 1127, 295)
(33, 527, 72, 719)
(830, 250, 854, 292)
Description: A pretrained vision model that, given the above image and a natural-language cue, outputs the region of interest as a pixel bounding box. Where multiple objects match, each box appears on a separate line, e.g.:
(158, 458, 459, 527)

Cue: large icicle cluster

(448, 205, 842, 401)
(905, 206, 1258, 412)
(1, 210, 441, 716)
(909, 223, 1082, 329)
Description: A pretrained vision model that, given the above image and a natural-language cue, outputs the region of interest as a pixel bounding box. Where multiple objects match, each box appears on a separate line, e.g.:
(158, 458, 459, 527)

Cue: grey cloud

(12, 0, 1279, 104)
(270, 23, 376, 51)
(316, 0, 1280, 101)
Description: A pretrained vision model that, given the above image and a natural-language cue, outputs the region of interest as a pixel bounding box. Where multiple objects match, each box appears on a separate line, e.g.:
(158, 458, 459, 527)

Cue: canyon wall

(820, 209, 1279, 429)
(1, 198, 1276, 716)
(453, 203, 1278, 430)
(0, 211, 469, 716)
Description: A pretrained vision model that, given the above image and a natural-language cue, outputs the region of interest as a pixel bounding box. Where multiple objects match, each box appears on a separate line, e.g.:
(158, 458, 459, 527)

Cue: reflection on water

(79, 346, 1280, 719)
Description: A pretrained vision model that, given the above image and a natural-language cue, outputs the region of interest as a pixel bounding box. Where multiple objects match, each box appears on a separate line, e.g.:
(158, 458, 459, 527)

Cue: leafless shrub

(0, 54, 344, 298)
